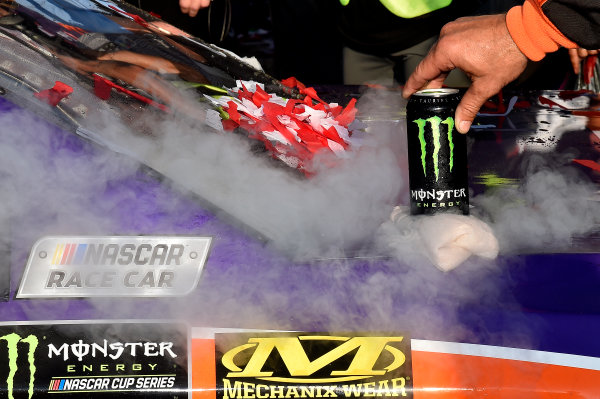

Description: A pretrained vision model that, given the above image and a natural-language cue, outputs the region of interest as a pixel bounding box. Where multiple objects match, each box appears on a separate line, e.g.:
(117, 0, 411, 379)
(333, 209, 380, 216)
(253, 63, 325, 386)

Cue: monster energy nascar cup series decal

(0, 322, 188, 398)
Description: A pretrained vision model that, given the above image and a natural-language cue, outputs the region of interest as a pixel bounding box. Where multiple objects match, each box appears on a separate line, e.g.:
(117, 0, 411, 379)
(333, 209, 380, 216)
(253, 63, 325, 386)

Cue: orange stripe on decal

(412, 350, 600, 398)
(192, 338, 217, 399)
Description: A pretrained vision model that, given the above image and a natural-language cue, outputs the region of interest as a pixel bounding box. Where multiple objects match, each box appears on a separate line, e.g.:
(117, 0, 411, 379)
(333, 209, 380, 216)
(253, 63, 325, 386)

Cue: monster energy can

(406, 88, 469, 215)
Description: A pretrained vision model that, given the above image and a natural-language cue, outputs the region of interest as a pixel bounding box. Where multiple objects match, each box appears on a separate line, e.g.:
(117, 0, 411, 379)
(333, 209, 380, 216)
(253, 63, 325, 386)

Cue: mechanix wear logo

(216, 333, 413, 399)
(0, 333, 38, 399)
(412, 116, 455, 181)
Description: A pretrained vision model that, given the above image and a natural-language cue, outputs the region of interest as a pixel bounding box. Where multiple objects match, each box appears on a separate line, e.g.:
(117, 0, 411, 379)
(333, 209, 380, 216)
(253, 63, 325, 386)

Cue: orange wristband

(506, 0, 577, 61)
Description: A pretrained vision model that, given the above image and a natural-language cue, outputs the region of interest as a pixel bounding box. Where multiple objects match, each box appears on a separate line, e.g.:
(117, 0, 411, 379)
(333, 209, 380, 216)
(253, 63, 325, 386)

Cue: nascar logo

(17, 236, 211, 298)
(50, 243, 185, 266)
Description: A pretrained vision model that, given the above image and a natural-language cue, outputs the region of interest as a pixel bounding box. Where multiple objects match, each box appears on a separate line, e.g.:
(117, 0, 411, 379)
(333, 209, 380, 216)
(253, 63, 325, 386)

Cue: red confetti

(538, 96, 568, 109)
(34, 81, 73, 106)
(324, 126, 348, 149)
(92, 74, 168, 111)
(281, 77, 304, 91)
(219, 78, 358, 175)
(226, 101, 241, 124)
(335, 98, 357, 126)
(573, 159, 600, 173)
(584, 55, 597, 85)
(558, 90, 594, 100)
(221, 119, 238, 131)
(93, 74, 112, 100)
(262, 102, 308, 152)
(301, 86, 324, 104)
(252, 85, 271, 105)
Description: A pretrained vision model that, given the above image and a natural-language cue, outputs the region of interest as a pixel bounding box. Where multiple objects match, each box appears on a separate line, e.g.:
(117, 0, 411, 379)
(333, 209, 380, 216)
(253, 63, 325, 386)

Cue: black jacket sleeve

(542, 0, 600, 48)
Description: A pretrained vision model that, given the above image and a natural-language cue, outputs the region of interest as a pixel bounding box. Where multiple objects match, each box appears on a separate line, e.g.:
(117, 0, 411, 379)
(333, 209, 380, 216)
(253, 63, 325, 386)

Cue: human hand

(403, 14, 528, 133)
(569, 48, 599, 75)
(179, 0, 210, 17)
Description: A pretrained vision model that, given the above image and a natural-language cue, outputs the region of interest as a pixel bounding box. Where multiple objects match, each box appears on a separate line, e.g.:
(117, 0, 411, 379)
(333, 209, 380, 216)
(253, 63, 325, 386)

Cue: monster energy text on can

(406, 88, 469, 215)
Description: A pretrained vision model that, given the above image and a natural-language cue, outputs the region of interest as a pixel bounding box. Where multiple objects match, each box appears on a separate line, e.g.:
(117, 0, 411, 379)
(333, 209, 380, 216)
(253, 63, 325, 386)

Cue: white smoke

(78, 87, 406, 259)
(0, 75, 598, 341)
(475, 169, 599, 253)
(0, 85, 489, 336)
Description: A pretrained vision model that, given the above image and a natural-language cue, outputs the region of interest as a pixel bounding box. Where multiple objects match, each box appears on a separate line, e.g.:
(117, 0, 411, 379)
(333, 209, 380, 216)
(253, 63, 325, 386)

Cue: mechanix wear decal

(215, 332, 413, 399)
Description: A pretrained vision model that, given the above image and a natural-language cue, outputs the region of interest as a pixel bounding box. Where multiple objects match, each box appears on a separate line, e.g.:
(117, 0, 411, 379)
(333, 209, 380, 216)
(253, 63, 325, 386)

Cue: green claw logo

(412, 116, 455, 181)
(0, 333, 38, 399)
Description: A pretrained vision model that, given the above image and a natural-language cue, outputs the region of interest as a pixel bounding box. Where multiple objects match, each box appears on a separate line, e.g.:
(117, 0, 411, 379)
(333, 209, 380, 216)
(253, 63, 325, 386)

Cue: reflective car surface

(0, 1, 600, 398)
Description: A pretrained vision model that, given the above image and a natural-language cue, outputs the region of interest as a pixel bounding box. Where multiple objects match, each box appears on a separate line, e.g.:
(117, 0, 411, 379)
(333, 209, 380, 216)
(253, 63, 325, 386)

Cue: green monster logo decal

(0, 333, 38, 399)
(412, 116, 455, 181)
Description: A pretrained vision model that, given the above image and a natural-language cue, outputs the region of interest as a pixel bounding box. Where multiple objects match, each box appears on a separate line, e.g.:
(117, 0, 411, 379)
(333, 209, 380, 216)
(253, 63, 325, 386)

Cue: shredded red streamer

(221, 78, 358, 174)
(92, 74, 168, 111)
(34, 81, 73, 106)
(573, 159, 600, 173)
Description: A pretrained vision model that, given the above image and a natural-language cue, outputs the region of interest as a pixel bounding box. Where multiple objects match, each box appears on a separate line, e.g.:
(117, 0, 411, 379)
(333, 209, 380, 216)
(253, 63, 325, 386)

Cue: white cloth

(390, 206, 499, 271)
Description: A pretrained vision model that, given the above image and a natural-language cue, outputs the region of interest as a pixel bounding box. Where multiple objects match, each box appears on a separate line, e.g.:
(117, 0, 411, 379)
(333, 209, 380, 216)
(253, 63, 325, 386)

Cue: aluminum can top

(412, 88, 459, 97)
(408, 88, 461, 106)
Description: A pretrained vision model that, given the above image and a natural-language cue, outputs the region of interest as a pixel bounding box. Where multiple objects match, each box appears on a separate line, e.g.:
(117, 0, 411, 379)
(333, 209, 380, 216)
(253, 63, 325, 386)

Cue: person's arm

(403, 0, 600, 133)
(179, 0, 210, 17)
(505, 0, 577, 62)
(402, 14, 528, 133)
(530, 0, 600, 51)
